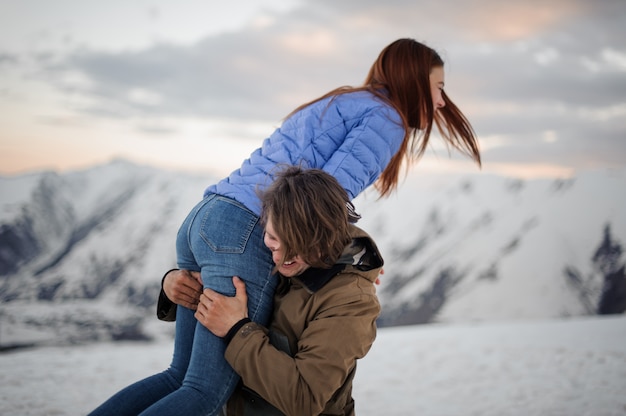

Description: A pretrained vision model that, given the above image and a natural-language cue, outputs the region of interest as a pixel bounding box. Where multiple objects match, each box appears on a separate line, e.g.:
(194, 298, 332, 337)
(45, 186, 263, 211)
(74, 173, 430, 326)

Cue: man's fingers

(184, 301, 198, 311)
(182, 274, 203, 291)
(188, 270, 203, 286)
(232, 276, 247, 298)
(233, 276, 247, 301)
(203, 287, 220, 301)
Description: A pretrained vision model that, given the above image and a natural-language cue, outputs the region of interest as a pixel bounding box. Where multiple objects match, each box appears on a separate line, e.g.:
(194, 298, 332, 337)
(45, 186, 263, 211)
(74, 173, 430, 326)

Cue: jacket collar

(281, 225, 384, 294)
(294, 264, 346, 293)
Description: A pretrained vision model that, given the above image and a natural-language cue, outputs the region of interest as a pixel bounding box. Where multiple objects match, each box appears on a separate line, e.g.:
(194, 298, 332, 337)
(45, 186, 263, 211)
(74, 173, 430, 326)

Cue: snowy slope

(0, 315, 624, 416)
(0, 160, 214, 345)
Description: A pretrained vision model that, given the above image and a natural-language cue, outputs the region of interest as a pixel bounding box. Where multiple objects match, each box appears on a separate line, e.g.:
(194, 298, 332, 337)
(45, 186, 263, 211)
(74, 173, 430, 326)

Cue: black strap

(223, 317, 252, 344)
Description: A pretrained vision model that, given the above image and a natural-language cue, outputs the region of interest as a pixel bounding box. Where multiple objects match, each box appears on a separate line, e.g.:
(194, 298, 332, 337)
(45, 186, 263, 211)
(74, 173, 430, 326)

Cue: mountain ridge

(1, 160, 624, 346)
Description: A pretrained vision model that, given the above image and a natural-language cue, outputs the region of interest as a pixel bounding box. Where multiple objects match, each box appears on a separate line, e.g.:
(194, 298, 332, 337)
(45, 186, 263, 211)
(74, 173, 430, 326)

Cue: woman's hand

(163, 269, 203, 310)
(195, 276, 249, 337)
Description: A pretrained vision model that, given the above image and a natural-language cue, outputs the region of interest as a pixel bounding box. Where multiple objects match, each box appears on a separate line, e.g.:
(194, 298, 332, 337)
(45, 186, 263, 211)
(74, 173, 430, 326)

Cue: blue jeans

(89, 194, 277, 416)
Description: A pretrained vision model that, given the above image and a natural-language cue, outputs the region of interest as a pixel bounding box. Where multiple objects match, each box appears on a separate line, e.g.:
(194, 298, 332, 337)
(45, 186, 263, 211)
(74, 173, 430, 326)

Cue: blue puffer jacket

(205, 90, 405, 215)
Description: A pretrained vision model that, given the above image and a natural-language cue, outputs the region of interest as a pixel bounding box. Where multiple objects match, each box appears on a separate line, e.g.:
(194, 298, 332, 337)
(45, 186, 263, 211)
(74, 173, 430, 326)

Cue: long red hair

(288, 38, 481, 197)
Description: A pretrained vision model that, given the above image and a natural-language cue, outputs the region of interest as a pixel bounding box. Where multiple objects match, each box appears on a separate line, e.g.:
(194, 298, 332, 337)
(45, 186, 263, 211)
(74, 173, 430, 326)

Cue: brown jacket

(224, 225, 383, 416)
(156, 226, 383, 415)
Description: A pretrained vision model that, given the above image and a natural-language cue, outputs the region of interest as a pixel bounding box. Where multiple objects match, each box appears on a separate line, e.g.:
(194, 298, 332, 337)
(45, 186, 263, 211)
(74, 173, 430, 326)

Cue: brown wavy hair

(260, 166, 354, 269)
(288, 38, 481, 197)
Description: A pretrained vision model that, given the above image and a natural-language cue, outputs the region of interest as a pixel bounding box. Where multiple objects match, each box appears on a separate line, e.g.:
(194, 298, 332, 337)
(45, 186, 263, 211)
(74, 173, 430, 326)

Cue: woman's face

(430, 66, 446, 110)
(263, 216, 311, 278)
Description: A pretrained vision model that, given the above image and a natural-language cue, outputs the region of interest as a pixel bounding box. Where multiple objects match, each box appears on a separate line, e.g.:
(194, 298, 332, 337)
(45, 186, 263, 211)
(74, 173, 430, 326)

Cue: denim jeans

(89, 194, 277, 416)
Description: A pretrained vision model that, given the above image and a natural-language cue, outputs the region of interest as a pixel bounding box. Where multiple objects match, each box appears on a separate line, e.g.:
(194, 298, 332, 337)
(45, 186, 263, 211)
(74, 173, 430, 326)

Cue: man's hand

(163, 269, 203, 310)
(375, 268, 384, 285)
(195, 276, 249, 337)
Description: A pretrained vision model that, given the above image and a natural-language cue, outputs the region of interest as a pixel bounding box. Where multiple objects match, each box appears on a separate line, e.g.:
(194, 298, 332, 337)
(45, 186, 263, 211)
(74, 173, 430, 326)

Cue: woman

(89, 38, 481, 416)
(197, 166, 382, 415)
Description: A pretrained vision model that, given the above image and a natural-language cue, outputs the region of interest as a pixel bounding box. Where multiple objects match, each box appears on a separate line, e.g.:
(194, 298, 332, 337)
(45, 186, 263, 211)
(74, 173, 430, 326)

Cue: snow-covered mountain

(354, 169, 626, 326)
(1, 160, 625, 347)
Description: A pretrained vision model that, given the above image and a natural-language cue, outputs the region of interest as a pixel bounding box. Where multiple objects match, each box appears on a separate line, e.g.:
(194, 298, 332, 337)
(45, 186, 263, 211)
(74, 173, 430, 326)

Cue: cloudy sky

(1, 0, 624, 179)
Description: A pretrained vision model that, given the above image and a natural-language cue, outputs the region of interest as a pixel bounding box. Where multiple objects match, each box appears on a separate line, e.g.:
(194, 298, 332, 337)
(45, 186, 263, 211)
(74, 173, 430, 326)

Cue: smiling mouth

(283, 260, 295, 266)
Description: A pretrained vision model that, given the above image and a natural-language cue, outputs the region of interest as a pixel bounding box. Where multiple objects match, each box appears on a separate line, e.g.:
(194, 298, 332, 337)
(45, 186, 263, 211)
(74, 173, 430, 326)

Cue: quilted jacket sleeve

(320, 103, 405, 199)
(205, 92, 405, 212)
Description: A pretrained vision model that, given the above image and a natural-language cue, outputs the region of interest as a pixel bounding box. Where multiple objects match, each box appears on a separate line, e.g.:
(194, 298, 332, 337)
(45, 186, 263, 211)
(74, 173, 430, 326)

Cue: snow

(353, 168, 626, 324)
(354, 316, 626, 416)
(1, 315, 624, 416)
(0, 173, 42, 218)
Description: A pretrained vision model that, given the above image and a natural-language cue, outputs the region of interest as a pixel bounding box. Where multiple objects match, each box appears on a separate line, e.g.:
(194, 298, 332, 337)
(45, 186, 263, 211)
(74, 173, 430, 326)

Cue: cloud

(0, 53, 20, 66)
(11, 0, 626, 172)
(46, 29, 363, 121)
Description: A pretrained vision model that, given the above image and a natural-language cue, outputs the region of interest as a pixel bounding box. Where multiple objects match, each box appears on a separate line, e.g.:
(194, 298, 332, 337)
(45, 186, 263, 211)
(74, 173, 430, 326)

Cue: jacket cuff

(156, 269, 179, 322)
(224, 317, 252, 344)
